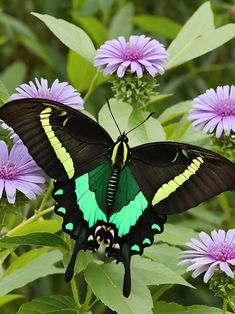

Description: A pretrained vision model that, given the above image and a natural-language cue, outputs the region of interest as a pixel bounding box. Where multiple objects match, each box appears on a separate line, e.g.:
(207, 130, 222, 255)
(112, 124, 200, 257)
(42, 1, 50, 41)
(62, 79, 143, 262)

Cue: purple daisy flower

(188, 85, 235, 138)
(94, 35, 168, 78)
(1, 78, 84, 142)
(10, 77, 84, 110)
(0, 140, 47, 204)
(180, 230, 235, 283)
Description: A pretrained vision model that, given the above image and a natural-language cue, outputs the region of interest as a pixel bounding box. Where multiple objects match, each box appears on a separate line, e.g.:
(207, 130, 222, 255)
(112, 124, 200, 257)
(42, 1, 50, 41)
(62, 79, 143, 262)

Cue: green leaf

(17, 295, 78, 314)
(133, 15, 181, 39)
(0, 294, 24, 307)
(144, 244, 184, 273)
(98, 98, 132, 141)
(158, 101, 192, 125)
(67, 50, 108, 92)
(132, 256, 192, 287)
(0, 80, 9, 105)
(0, 61, 26, 95)
(128, 109, 166, 146)
(5, 248, 49, 275)
(109, 3, 134, 38)
(169, 24, 235, 69)
(154, 301, 232, 314)
(85, 262, 153, 314)
(157, 223, 198, 246)
(32, 13, 96, 62)
(9, 219, 62, 236)
(0, 250, 63, 296)
(0, 233, 69, 250)
(168, 2, 214, 68)
(75, 16, 108, 46)
(98, 99, 165, 146)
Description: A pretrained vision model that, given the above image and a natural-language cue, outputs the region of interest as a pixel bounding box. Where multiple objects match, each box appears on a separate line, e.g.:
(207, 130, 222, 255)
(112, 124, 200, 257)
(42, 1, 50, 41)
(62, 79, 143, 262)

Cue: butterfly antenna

(126, 112, 154, 135)
(106, 98, 122, 135)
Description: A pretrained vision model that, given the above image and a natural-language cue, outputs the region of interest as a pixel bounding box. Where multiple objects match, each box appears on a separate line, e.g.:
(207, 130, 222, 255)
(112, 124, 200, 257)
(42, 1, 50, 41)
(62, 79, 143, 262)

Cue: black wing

(129, 142, 235, 214)
(0, 98, 114, 181)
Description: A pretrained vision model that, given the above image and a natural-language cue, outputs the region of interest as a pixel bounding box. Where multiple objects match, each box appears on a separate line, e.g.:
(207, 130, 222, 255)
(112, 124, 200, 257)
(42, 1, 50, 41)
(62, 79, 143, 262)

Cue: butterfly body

(0, 98, 235, 297)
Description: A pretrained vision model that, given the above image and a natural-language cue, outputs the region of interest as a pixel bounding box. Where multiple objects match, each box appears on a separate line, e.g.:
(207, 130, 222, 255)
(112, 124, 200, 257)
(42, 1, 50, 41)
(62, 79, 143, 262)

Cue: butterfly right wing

(0, 98, 114, 181)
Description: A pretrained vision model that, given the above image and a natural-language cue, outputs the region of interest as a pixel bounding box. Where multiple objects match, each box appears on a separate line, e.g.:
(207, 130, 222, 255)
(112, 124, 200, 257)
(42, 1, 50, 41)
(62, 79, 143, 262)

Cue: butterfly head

(117, 132, 129, 143)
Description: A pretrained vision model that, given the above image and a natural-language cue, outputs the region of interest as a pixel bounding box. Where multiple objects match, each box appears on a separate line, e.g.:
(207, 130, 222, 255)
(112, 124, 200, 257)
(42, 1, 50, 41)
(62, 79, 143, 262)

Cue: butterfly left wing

(0, 98, 114, 181)
(129, 142, 235, 214)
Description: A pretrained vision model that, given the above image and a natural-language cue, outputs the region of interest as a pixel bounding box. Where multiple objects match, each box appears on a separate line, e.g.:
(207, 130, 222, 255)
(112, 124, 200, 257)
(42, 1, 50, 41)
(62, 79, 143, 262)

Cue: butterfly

(0, 98, 235, 297)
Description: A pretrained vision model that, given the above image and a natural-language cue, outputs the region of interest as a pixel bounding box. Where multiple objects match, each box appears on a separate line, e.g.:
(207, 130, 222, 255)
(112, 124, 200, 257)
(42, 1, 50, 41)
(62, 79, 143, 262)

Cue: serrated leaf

(32, 13, 96, 62)
(0, 294, 24, 307)
(0, 250, 63, 296)
(67, 50, 108, 92)
(17, 295, 78, 314)
(109, 3, 134, 38)
(0, 233, 68, 250)
(85, 262, 153, 314)
(9, 220, 61, 236)
(157, 223, 198, 246)
(133, 15, 181, 39)
(154, 301, 232, 314)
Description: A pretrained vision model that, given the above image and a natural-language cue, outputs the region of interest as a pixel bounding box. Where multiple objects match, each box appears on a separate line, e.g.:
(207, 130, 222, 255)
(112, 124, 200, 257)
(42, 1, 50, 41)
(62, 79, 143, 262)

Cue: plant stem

(70, 276, 82, 309)
(38, 180, 54, 213)
(84, 70, 99, 102)
(6, 206, 54, 236)
(223, 298, 228, 314)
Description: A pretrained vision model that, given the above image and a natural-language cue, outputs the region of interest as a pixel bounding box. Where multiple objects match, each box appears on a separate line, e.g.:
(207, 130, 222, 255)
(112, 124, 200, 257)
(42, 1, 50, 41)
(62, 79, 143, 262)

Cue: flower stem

(38, 180, 54, 213)
(6, 206, 54, 236)
(84, 70, 99, 102)
(70, 276, 82, 309)
(223, 298, 228, 314)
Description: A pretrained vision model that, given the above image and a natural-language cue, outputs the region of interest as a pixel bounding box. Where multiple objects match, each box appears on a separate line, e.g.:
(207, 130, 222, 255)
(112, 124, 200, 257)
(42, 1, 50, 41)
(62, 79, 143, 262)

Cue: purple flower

(94, 35, 168, 78)
(188, 86, 235, 138)
(1, 78, 84, 142)
(180, 230, 235, 283)
(10, 78, 84, 110)
(0, 140, 47, 203)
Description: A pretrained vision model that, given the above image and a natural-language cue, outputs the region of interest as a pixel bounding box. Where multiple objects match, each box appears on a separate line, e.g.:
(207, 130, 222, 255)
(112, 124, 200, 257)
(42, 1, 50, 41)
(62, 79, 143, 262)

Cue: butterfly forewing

(130, 142, 235, 214)
(0, 99, 113, 181)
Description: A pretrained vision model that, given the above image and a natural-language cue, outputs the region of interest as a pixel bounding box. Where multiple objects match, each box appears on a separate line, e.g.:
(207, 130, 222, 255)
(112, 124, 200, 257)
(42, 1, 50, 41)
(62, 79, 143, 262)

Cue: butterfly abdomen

(107, 168, 119, 210)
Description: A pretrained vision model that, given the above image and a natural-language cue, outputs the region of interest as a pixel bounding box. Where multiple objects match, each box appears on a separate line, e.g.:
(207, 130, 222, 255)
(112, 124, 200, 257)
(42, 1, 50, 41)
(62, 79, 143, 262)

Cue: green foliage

(17, 295, 79, 314)
(0, 1, 235, 313)
(32, 13, 96, 62)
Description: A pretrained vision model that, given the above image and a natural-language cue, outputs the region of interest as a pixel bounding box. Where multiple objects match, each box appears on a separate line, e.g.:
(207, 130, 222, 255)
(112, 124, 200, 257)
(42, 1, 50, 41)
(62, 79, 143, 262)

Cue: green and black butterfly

(1, 98, 235, 297)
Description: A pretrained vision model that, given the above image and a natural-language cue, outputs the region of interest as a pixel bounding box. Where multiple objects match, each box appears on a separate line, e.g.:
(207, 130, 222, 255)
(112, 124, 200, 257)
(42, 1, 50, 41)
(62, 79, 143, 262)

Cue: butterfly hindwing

(129, 142, 235, 214)
(0, 99, 113, 181)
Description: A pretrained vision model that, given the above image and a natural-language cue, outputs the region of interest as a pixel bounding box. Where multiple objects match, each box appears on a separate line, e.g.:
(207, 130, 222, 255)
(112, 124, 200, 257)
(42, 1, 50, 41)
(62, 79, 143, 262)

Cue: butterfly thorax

(107, 138, 130, 211)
